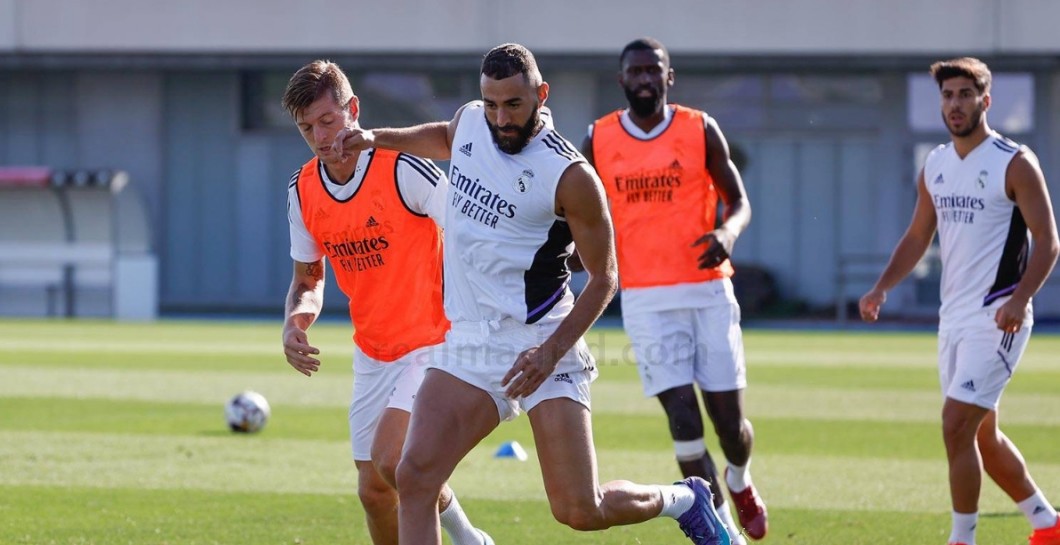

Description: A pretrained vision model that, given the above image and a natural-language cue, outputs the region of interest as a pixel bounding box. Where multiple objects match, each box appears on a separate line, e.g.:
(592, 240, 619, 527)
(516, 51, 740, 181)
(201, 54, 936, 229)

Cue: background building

(2, 0, 1059, 319)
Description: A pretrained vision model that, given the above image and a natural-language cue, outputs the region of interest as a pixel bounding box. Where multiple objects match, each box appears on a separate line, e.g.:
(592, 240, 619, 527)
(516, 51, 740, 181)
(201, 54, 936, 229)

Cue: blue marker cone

(494, 440, 528, 461)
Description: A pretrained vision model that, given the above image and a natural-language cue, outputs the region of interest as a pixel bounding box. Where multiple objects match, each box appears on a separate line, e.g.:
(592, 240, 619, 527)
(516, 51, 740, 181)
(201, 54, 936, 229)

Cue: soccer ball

(224, 390, 271, 433)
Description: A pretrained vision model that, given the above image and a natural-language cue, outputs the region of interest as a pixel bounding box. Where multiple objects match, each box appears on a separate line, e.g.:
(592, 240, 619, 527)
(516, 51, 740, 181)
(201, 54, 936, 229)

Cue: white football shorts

(623, 298, 746, 397)
(938, 324, 1031, 409)
(348, 342, 437, 461)
(432, 318, 597, 422)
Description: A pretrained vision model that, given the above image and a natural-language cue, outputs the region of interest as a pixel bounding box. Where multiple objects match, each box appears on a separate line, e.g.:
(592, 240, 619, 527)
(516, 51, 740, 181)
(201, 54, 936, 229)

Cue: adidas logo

(960, 379, 976, 392)
(670, 159, 683, 170)
(459, 142, 473, 157)
(1033, 505, 1047, 515)
(365, 216, 379, 228)
(554, 373, 573, 384)
(933, 173, 944, 185)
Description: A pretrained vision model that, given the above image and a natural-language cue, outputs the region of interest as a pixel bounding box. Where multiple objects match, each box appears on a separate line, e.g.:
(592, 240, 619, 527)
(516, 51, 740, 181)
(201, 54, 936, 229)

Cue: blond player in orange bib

(582, 38, 766, 543)
(279, 60, 491, 545)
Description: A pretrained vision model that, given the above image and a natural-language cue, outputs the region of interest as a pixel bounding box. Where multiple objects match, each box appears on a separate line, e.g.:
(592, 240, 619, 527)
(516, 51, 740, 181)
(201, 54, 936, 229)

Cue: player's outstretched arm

(282, 259, 324, 376)
(333, 103, 471, 161)
(694, 117, 752, 269)
(502, 163, 617, 398)
(995, 149, 1060, 332)
(860, 170, 937, 322)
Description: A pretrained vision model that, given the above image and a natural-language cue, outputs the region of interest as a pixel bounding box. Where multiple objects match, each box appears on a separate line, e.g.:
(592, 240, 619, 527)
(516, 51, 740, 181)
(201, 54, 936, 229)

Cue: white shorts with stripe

(431, 318, 597, 422)
(939, 324, 1031, 409)
(348, 342, 437, 461)
(622, 285, 746, 397)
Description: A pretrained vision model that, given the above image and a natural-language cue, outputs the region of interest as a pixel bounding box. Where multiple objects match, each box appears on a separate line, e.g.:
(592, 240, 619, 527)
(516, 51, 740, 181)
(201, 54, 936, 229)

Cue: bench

(0, 167, 157, 319)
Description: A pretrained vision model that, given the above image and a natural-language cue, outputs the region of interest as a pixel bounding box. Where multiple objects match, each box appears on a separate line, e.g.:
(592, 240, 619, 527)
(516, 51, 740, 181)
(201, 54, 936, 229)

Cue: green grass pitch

(1, 318, 1058, 544)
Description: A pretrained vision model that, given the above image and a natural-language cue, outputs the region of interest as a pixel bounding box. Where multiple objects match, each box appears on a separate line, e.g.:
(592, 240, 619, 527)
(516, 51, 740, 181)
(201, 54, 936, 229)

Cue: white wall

(3, 0, 1060, 55)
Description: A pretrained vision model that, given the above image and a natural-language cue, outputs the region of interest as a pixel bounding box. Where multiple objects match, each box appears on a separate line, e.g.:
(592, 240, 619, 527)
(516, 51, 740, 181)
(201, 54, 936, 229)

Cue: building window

(770, 75, 883, 104)
(667, 75, 766, 130)
(242, 72, 294, 130)
(662, 74, 884, 130)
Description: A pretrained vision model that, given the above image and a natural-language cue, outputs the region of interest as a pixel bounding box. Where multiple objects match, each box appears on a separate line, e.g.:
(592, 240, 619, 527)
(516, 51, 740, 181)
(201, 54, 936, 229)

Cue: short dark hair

(281, 60, 354, 118)
(481, 43, 542, 86)
(620, 37, 670, 68)
(930, 57, 991, 94)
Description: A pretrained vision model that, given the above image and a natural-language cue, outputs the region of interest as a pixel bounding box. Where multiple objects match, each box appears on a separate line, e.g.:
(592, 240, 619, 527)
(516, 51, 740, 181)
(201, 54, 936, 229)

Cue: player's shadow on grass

(199, 429, 263, 437)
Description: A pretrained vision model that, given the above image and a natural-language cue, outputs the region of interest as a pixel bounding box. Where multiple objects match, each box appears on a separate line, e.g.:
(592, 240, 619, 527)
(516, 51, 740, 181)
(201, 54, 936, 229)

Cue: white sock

(949, 511, 978, 545)
(1018, 490, 1059, 530)
(726, 460, 751, 492)
(674, 439, 706, 462)
(717, 500, 746, 545)
(657, 484, 696, 519)
(440, 493, 484, 545)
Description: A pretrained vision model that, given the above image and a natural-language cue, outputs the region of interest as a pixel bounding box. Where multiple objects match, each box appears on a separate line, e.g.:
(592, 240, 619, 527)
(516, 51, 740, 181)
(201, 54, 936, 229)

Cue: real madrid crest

(514, 169, 534, 194)
(977, 170, 988, 189)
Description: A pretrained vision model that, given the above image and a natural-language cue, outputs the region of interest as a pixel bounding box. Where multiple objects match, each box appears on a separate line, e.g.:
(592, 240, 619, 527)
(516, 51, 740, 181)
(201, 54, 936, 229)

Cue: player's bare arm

(560, 133, 603, 274)
(282, 259, 324, 376)
(502, 163, 618, 398)
(860, 170, 938, 322)
(693, 117, 752, 269)
(995, 149, 1060, 332)
(334, 103, 470, 161)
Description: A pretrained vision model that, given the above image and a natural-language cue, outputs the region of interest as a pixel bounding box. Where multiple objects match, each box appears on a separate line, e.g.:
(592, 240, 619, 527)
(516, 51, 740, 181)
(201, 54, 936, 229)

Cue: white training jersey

(287, 148, 448, 263)
(444, 101, 583, 324)
(924, 131, 1031, 330)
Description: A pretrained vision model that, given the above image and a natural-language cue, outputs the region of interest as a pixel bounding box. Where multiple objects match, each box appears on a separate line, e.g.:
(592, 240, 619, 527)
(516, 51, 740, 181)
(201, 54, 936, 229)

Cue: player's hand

(282, 326, 320, 376)
(692, 227, 735, 269)
(502, 346, 559, 399)
(994, 296, 1029, 333)
(331, 127, 375, 162)
(859, 288, 886, 323)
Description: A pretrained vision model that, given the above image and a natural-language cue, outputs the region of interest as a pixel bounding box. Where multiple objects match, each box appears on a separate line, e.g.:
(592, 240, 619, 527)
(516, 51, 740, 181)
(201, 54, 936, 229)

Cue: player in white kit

(335, 44, 731, 545)
(860, 57, 1060, 545)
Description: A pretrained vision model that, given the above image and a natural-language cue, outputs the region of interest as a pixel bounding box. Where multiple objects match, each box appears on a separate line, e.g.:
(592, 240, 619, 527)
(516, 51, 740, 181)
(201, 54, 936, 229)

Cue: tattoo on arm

(289, 260, 324, 308)
(290, 282, 310, 307)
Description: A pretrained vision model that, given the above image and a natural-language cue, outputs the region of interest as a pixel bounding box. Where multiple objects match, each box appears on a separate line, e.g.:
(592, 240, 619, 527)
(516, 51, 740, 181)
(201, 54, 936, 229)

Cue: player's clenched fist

(331, 127, 375, 161)
(859, 288, 886, 323)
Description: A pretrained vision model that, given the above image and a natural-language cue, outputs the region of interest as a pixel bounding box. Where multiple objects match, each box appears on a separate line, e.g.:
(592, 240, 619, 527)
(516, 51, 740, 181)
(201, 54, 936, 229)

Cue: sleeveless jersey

(591, 104, 733, 289)
(444, 101, 583, 325)
(294, 150, 448, 361)
(923, 131, 1030, 330)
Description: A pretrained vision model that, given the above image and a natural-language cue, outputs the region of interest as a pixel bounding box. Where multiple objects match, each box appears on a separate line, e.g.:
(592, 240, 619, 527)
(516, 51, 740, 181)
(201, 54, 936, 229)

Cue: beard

(487, 105, 541, 155)
(943, 105, 984, 138)
(624, 85, 662, 117)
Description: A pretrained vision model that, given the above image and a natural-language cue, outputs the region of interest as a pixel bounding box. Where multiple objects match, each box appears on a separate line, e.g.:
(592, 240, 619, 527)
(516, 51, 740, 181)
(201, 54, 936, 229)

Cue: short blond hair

(281, 60, 354, 118)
